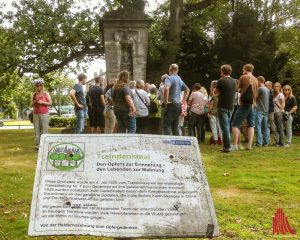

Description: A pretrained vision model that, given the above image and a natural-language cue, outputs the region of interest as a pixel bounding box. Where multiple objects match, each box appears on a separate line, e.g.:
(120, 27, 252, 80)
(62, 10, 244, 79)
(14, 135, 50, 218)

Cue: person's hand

(163, 101, 169, 107)
(77, 104, 84, 109)
(129, 107, 136, 116)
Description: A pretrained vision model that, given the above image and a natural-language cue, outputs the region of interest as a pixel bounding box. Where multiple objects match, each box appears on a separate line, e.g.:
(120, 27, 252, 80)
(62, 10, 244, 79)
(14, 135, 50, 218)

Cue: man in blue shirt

(70, 73, 87, 134)
(163, 64, 190, 135)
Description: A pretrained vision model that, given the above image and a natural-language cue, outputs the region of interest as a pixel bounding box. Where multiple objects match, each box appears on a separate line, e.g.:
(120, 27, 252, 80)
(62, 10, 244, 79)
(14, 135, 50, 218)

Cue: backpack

(29, 111, 33, 123)
(149, 96, 158, 114)
(240, 76, 254, 105)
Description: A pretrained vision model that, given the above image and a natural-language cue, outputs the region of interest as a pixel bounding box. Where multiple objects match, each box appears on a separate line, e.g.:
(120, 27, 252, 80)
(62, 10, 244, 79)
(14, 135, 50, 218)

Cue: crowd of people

(31, 63, 297, 152)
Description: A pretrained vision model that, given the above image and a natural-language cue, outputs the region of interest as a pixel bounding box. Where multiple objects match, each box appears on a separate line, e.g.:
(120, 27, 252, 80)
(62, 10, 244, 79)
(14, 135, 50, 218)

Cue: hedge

(49, 117, 76, 128)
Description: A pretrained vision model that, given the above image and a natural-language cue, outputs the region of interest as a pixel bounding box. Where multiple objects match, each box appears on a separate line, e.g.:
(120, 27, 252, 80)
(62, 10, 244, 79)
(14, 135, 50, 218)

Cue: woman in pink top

(32, 78, 52, 150)
(187, 83, 207, 143)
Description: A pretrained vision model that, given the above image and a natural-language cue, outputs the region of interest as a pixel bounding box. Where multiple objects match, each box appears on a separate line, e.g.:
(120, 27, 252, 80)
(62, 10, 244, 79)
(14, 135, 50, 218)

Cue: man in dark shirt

(89, 76, 105, 133)
(216, 64, 237, 152)
(70, 73, 87, 134)
(265, 81, 278, 144)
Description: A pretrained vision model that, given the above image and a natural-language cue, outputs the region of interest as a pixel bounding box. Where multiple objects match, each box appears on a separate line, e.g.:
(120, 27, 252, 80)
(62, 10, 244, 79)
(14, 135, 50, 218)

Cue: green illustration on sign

(48, 143, 84, 171)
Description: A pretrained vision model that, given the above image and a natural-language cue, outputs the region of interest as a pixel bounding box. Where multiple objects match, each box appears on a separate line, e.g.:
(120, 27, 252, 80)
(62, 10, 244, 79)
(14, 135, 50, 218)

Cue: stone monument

(100, 0, 152, 82)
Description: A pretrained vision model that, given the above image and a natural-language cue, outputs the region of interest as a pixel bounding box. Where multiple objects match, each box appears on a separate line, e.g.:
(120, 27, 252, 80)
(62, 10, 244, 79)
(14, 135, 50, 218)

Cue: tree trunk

(148, 0, 183, 84)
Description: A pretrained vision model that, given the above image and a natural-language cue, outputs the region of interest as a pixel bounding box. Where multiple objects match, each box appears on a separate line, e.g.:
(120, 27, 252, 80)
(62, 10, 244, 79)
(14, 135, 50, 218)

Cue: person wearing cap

(70, 73, 87, 134)
(31, 78, 52, 150)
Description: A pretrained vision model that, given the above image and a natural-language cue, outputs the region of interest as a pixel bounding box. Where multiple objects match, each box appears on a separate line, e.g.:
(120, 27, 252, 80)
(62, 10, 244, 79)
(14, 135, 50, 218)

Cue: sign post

(29, 134, 219, 238)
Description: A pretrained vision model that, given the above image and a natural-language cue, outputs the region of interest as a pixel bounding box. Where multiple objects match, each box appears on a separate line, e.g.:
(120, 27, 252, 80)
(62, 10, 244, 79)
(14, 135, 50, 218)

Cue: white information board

(28, 134, 219, 238)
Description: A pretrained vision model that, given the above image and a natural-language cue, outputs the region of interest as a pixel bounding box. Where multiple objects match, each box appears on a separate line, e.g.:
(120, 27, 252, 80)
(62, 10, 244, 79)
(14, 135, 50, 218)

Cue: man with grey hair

(157, 74, 168, 104)
(163, 64, 190, 135)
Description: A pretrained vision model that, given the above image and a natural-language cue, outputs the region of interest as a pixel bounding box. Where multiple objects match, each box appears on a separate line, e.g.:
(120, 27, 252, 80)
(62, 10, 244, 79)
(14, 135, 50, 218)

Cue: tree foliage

(0, 0, 103, 76)
(44, 72, 75, 115)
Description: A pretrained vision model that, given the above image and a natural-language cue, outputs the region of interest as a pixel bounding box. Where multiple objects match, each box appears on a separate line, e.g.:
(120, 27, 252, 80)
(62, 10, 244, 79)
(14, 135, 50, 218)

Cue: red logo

(273, 208, 296, 236)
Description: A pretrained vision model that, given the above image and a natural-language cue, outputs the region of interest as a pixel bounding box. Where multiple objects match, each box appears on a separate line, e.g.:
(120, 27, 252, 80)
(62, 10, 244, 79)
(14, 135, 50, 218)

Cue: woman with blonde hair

(31, 78, 52, 150)
(112, 70, 136, 133)
(283, 85, 298, 145)
(273, 82, 286, 147)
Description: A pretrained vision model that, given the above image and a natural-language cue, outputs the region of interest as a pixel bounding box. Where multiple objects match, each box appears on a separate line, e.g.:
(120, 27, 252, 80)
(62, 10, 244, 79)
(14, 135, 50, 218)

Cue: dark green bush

(293, 112, 300, 131)
(49, 117, 76, 128)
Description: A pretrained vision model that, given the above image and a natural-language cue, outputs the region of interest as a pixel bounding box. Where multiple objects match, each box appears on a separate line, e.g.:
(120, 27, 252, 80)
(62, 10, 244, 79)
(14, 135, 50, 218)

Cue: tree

(12, 76, 33, 118)
(147, 0, 218, 82)
(44, 72, 75, 116)
(0, 0, 103, 76)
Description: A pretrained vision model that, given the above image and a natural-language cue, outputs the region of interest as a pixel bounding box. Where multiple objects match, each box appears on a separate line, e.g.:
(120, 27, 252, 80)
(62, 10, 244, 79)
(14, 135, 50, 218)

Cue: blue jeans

(75, 109, 86, 134)
(218, 108, 232, 150)
(128, 116, 136, 134)
(163, 103, 182, 136)
(115, 110, 136, 134)
(256, 111, 270, 146)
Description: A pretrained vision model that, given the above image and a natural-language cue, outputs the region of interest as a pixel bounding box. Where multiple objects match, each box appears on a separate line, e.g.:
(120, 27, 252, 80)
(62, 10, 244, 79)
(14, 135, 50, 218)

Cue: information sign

(28, 134, 219, 238)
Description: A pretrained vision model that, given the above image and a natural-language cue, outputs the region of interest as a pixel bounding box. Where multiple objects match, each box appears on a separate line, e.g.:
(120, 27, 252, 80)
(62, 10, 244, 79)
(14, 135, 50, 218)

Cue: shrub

(49, 117, 76, 128)
(293, 112, 300, 131)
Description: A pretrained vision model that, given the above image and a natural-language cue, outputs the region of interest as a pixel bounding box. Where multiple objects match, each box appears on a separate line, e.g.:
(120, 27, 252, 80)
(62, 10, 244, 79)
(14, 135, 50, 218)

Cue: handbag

(282, 112, 289, 121)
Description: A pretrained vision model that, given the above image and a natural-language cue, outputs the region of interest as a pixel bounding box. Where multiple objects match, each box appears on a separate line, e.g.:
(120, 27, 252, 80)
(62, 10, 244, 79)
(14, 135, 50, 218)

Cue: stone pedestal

(100, 12, 151, 82)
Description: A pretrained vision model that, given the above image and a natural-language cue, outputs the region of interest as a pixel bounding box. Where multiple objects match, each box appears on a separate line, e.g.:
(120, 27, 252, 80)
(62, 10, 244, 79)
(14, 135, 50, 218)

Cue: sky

(1, 0, 160, 80)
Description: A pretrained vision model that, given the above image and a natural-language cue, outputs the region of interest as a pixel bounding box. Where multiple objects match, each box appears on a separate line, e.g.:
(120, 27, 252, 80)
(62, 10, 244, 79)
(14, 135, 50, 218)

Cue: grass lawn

(0, 129, 299, 239)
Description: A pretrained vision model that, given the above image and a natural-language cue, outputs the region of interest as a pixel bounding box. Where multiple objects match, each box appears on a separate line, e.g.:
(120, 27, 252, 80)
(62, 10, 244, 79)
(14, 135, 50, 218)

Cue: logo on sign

(162, 140, 192, 145)
(47, 143, 84, 171)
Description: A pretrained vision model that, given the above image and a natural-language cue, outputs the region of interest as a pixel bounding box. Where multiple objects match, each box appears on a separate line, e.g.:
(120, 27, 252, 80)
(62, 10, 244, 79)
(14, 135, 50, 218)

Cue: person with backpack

(31, 78, 52, 150)
(231, 64, 258, 151)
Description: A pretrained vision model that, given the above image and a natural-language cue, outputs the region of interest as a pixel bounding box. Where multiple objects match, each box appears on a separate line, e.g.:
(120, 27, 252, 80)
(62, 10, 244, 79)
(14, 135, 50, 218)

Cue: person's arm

(278, 96, 285, 111)
(163, 86, 170, 106)
(289, 97, 297, 114)
(100, 95, 105, 106)
(182, 87, 190, 105)
(70, 89, 84, 109)
(187, 93, 193, 108)
(237, 77, 243, 93)
(125, 95, 136, 115)
(289, 105, 297, 114)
